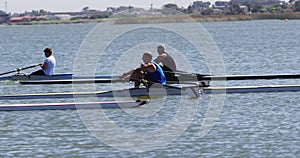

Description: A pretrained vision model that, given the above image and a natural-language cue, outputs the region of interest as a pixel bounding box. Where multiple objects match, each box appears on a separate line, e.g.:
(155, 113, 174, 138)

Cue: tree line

(164, 0, 300, 15)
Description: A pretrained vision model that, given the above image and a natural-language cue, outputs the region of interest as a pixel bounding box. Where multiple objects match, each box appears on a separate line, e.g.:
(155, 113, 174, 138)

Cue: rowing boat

(0, 100, 146, 111)
(0, 74, 123, 83)
(1, 84, 298, 110)
(0, 72, 201, 84)
(1, 64, 299, 84)
(0, 84, 299, 100)
(2, 72, 300, 84)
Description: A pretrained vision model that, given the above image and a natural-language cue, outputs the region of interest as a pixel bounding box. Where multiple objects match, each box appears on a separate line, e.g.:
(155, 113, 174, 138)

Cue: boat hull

(203, 85, 300, 94)
(0, 84, 299, 100)
(0, 100, 146, 111)
(0, 74, 124, 84)
(2, 72, 300, 84)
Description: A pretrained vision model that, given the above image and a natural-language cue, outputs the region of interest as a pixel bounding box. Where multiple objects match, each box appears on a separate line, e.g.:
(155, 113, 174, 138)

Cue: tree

(295, 0, 300, 11)
(187, 5, 193, 13)
(215, 1, 228, 6)
(0, 10, 6, 15)
(229, 0, 281, 6)
(252, 4, 263, 13)
(201, 8, 214, 15)
(82, 7, 89, 12)
(163, 3, 179, 10)
(229, 4, 246, 14)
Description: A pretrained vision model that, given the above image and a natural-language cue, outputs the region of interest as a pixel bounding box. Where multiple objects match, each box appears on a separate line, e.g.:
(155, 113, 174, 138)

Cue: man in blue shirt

(120, 52, 166, 88)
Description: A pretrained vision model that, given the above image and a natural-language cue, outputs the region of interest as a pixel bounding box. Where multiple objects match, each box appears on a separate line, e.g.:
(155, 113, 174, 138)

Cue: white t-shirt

(42, 55, 56, 75)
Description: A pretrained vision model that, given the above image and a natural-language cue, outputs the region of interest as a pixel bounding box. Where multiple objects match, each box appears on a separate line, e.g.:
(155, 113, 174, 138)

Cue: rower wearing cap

(120, 52, 166, 88)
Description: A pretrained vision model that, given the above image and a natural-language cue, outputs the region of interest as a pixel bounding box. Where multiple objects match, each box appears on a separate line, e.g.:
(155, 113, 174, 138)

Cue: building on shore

(0, 10, 9, 23)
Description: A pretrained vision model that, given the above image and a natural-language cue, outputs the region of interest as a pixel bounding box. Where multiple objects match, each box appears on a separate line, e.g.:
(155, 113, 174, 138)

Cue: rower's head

(142, 52, 153, 64)
(44, 48, 52, 57)
(157, 44, 166, 54)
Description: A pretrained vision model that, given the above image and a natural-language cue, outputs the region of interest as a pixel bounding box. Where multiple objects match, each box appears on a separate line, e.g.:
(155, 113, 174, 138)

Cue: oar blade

(183, 86, 200, 98)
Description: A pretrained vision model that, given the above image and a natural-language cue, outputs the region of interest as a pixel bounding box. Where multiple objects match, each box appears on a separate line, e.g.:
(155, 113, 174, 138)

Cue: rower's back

(155, 45, 177, 72)
(160, 53, 176, 72)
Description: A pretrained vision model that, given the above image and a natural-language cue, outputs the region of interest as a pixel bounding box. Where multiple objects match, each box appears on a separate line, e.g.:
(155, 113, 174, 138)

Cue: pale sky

(1, 0, 222, 13)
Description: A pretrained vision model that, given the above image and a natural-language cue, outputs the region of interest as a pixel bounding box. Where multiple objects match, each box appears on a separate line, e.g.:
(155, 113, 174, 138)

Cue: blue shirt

(144, 62, 166, 85)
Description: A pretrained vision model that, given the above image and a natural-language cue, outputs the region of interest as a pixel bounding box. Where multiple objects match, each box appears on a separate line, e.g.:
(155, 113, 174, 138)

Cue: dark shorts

(144, 74, 156, 84)
(30, 70, 46, 76)
(161, 66, 176, 81)
(161, 66, 173, 72)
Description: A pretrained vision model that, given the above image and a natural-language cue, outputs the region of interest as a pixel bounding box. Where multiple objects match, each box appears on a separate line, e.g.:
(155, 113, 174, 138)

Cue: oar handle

(0, 64, 41, 76)
(129, 78, 200, 98)
(20, 64, 41, 71)
(164, 70, 208, 76)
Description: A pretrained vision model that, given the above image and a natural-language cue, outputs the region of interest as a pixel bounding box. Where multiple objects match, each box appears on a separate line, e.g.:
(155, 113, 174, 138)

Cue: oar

(164, 70, 209, 77)
(130, 78, 200, 98)
(201, 74, 300, 80)
(165, 71, 300, 81)
(0, 64, 41, 76)
(163, 70, 209, 82)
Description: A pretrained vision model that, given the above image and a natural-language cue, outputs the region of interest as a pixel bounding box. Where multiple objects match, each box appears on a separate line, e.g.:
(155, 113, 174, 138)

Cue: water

(0, 20, 299, 157)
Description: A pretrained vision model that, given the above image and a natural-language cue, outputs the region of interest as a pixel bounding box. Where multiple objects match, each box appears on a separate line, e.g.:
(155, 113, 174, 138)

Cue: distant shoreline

(2, 12, 300, 25)
(192, 12, 300, 22)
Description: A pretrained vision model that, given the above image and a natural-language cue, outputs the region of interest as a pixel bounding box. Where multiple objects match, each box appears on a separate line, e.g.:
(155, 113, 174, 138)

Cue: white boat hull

(203, 84, 300, 94)
(0, 74, 123, 84)
(0, 84, 299, 100)
(0, 100, 146, 111)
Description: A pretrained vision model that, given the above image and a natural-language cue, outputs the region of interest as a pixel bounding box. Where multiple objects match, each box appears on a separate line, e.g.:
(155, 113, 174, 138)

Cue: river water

(0, 20, 299, 157)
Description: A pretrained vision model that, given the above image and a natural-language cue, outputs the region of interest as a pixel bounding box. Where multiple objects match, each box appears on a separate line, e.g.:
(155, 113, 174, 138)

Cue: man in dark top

(154, 44, 177, 72)
(153, 44, 178, 81)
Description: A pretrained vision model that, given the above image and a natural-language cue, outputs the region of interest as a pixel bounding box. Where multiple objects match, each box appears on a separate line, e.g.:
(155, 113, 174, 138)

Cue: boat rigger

(0, 84, 299, 100)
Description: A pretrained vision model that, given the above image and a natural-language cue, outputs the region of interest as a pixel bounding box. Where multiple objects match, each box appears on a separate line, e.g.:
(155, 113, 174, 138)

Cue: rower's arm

(41, 62, 48, 70)
(154, 54, 166, 63)
(137, 64, 156, 73)
(120, 69, 134, 79)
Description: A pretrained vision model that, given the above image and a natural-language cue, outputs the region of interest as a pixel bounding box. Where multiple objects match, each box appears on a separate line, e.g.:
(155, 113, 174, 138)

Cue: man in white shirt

(30, 48, 56, 76)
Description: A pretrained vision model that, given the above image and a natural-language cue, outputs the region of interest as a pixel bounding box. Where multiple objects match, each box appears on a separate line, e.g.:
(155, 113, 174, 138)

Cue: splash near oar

(0, 64, 40, 76)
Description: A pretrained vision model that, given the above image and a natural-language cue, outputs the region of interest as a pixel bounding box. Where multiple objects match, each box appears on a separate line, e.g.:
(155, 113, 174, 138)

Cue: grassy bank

(113, 12, 300, 24)
(250, 12, 300, 20)
(2, 12, 300, 26)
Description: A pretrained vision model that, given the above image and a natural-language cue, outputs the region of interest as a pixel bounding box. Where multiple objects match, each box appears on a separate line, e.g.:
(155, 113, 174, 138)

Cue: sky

(1, 0, 222, 13)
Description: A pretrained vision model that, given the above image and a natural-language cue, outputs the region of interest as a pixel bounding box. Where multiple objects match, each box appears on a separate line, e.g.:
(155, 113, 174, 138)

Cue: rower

(154, 44, 177, 72)
(120, 52, 166, 88)
(154, 44, 177, 80)
(30, 48, 56, 76)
